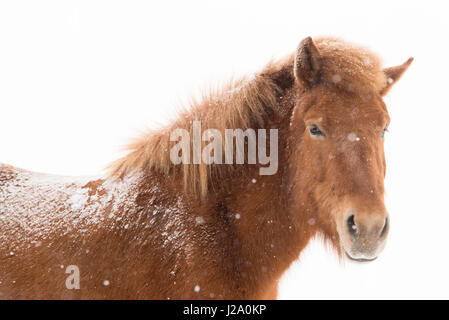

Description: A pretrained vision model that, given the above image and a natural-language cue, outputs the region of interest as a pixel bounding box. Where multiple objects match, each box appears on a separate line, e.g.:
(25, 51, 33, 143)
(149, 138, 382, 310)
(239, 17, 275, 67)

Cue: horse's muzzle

(339, 210, 390, 262)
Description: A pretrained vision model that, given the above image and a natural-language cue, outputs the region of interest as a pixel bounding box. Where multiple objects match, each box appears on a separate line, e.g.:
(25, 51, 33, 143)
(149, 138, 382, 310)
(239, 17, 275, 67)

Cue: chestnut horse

(0, 37, 412, 299)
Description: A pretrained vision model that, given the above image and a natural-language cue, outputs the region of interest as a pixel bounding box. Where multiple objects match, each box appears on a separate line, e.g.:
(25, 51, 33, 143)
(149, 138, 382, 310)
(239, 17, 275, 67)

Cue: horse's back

(0, 163, 19, 185)
(0, 164, 112, 298)
(0, 164, 106, 252)
(0, 165, 180, 298)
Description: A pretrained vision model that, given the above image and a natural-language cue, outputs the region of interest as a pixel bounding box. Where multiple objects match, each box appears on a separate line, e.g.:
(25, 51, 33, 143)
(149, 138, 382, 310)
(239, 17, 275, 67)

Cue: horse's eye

(309, 125, 325, 137)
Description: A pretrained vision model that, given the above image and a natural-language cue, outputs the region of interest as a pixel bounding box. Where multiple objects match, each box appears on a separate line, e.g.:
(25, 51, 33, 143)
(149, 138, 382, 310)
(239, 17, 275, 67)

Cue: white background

(1, 0, 448, 299)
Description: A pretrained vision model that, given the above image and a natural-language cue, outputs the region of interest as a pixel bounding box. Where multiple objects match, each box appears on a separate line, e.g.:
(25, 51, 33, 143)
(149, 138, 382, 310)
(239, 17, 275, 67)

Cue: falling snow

(332, 74, 342, 83)
(347, 133, 360, 142)
(195, 216, 205, 225)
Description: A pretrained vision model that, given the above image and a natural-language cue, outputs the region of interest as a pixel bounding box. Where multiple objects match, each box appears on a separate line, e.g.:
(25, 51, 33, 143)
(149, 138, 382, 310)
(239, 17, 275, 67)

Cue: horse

(0, 37, 412, 299)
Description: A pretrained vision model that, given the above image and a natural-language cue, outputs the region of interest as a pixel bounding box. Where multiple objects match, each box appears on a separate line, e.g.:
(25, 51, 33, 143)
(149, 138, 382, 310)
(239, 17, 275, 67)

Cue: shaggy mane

(107, 37, 386, 197)
(107, 58, 288, 197)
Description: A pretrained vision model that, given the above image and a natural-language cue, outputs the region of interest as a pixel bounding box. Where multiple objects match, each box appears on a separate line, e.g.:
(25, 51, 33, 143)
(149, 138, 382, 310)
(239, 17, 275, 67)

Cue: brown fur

(0, 37, 412, 299)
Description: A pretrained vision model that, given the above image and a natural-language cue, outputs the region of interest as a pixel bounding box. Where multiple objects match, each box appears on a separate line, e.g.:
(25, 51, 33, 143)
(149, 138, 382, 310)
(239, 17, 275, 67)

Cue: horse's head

(289, 37, 412, 262)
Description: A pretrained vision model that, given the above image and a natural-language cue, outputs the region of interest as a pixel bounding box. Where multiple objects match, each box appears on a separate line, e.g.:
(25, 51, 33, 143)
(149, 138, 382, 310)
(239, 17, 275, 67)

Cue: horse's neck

(205, 87, 311, 287)
(207, 156, 308, 294)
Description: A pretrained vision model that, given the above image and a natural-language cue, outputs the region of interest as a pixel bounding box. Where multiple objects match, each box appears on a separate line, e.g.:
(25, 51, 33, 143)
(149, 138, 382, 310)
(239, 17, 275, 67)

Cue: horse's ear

(380, 57, 414, 96)
(294, 37, 322, 89)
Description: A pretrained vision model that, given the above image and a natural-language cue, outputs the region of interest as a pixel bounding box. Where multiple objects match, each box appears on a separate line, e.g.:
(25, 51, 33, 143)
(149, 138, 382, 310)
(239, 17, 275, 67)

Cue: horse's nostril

(347, 215, 357, 235)
(380, 217, 389, 238)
